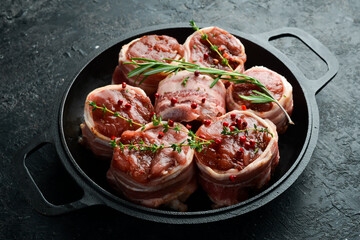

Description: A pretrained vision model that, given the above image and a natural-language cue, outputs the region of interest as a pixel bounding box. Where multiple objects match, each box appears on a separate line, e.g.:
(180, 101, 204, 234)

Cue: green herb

(124, 58, 294, 124)
(189, 20, 233, 70)
(181, 76, 189, 86)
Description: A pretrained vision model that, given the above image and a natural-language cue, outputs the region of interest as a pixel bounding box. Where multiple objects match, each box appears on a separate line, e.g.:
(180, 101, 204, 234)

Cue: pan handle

(15, 131, 98, 215)
(255, 27, 339, 94)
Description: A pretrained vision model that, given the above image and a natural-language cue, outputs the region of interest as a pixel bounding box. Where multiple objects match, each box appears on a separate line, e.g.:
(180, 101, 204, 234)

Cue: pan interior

(61, 28, 309, 212)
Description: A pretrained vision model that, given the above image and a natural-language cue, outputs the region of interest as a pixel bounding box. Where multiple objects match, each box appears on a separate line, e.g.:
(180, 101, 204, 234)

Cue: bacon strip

(184, 27, 247, 75)
(155, 71, 226, 122)
(195, 110, 279, 207)
(226, 66, 293, 133)
(113, 35, 185, 95)
(80, 84, 154, 158)
(106, 122, 196, 210)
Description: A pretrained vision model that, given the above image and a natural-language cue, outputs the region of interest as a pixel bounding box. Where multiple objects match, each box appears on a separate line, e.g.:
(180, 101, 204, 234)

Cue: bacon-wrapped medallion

(195, 110, 279, 207)
(113, 35, 185, 95)
(226, 66, 293, 133)
(106, 122, 196, 210)
(155, 71, 226, 122)
(184, 27, 247, 75)
(80, 84, 154, 158)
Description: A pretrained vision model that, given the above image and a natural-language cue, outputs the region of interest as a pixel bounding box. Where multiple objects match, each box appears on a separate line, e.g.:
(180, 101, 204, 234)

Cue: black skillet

(15, 23, 338, 224)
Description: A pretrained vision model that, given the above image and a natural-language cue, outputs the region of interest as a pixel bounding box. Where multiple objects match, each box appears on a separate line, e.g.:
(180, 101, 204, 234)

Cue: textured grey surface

(1, 0, 359, 239)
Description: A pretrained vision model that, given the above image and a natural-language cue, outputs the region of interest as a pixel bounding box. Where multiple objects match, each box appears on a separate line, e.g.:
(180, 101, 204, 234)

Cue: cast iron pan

(15, 23, 338, 224)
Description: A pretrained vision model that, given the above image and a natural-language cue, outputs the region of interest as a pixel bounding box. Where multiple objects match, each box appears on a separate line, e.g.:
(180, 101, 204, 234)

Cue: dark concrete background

(1, 0, 359, 239)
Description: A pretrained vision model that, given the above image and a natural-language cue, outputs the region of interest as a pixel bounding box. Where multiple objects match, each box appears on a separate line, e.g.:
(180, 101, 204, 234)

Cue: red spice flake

(201, 98, 206, 103)
(194, 70, 200, 76)
(230, 122, 236, 127)
(213, 59, 219, 64)
(244, 142, 251, 150)
(224, 81, 231, 88)
(223, 52, 230, 59)
(186, 124, 192, 130)
(240, 135, 246, 143)
(111, 136, 116, 140)
(229, 175, 237, 182)
(191, 102, 197, 109)
(122, 82, 127, 88)
(154, 93, 159, 98)
(158, 132, 164, 139)
(215, 139, 222, 145)
(125, 103, 131, 110)
(148, 47, 153, 51)
(230, 113, 236, 119)
(117, 100, 123, 105)
(223, 121, 229, 127)
(203, 53, 209, 59)
(199, 134, 206, 140)
(203, 119, 211, 126)
(171, 97, 178, 105)
(218, 46, 224, 51)
(241, 105, 247, 110)
(168, 119, 174, 127)
(150, 112, 156, 117)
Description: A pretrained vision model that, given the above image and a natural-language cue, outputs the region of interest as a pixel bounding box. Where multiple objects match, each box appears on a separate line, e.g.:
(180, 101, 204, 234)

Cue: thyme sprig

(189, 20, 233, 70)
(221, 124, 273, 138)
(88, 101, 214, 153)
(89, 101, 145, 129)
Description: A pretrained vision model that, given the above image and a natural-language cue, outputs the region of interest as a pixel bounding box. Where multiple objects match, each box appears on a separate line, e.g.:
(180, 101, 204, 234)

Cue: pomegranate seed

(125, 103, 131, 109)
(191, 103, 197, 109)
(230, 126, 235, 131)
(203, 119, 211, 126)
(122, 82, 126, 88)
(230, 113, 236, 119)
(150, 112, 156, 117)
(168, 119, 174, 127)
(241, 105, 247, 110)
(194, 70, 200, 76)
(154, 93, 159, 98)
(240, 135, 246, 143)
(236, 118, 242, 125)
(239, 147, 244, 153)
(158, 132, 164, 139)
(250, 140, 256, 148)
(186, 124, 192, 130)
(242, 121, 247, 128)
(111, 136, 116, 140)
(117, 100, 123, 105)
(171, 97, 177, 105)
(229, 175, 237, 182)
(230, 122, 236, 126)
(215, 139, 222, 145)
(201, 98, 206, 103)
(244, 142, 251, 150)
(203, 53, 209, 59)
(223, 122, 229, 127)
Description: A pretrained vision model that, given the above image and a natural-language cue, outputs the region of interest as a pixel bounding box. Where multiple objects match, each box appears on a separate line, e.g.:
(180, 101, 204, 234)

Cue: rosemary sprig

(124, 58, 294, 125)
(189, 20, 233, 70)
